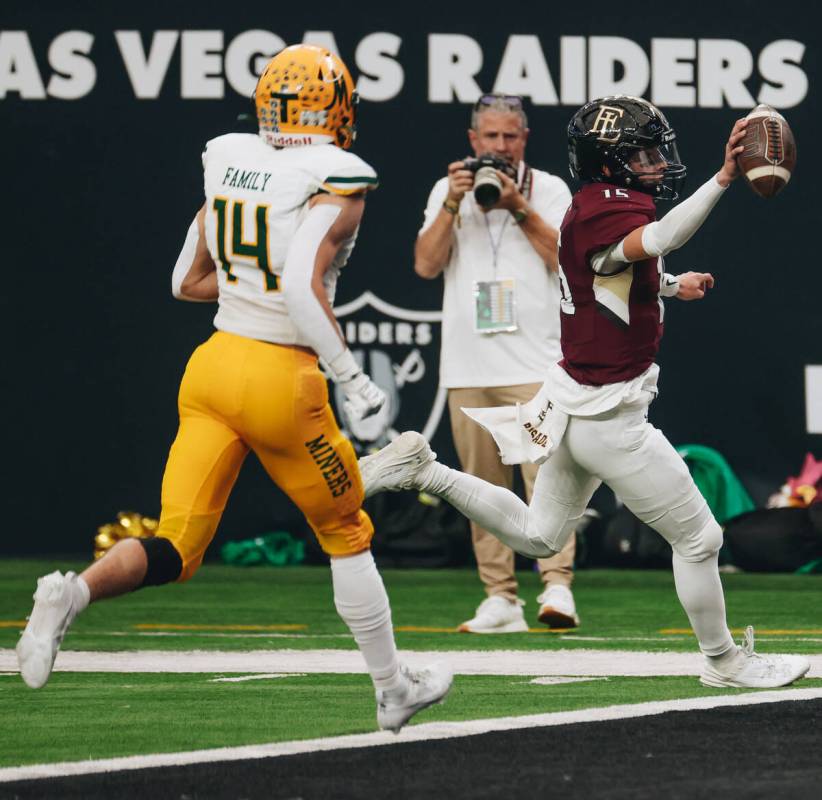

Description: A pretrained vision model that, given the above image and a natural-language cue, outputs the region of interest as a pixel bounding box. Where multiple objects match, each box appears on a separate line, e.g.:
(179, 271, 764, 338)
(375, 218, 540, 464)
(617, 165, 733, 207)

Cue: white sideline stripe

(1, 648, 821, 677)
(2, 689, 821, 783)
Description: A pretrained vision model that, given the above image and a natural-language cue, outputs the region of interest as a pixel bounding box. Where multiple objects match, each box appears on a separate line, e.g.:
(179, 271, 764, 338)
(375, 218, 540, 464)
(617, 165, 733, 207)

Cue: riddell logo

(270, 134, 313, 146)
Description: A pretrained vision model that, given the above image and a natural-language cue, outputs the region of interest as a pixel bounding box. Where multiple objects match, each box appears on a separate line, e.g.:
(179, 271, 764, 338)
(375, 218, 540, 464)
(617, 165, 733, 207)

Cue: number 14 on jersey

(212, 197, 279, 292)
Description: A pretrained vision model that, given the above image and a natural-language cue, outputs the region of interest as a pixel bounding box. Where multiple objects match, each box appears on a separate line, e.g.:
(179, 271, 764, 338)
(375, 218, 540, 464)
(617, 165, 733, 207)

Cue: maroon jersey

(557, 182, 662, 386)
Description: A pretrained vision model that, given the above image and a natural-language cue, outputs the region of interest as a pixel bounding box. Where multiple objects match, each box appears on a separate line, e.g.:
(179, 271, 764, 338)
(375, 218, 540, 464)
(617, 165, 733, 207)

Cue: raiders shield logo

(331, 291, 446, 451)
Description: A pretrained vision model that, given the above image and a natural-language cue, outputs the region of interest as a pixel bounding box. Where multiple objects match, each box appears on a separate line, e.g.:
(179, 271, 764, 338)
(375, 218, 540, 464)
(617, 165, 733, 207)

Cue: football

(737, 104, 797, 198)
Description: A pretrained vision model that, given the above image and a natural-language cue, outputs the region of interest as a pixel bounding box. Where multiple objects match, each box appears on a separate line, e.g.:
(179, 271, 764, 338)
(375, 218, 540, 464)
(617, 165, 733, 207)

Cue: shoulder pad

(313, 148, 378, 195)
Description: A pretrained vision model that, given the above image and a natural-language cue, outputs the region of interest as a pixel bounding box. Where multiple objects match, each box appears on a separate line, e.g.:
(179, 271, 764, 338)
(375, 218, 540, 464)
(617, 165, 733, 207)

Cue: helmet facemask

(603, 138, 686, 201)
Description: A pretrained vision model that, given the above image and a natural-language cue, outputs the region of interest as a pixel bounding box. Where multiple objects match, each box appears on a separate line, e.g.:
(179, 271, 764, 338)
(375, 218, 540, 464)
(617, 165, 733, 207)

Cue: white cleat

(16, 571, 83, 689)
(377, 662, 453, 734)
(700, 626, 811, 689)
(537, 584, 580, 629)
(458, 595, 528, 634)
(359, 431, 436, 498)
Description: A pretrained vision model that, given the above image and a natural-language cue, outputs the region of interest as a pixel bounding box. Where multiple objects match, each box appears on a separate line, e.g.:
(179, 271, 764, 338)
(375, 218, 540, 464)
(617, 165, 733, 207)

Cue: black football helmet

(568, 96, 686, 201)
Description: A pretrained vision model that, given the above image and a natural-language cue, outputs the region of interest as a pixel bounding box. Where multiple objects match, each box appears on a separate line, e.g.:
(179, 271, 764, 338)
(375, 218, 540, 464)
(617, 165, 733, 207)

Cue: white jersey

(202, 133, 377, 344)
(420, 166, 571, 389)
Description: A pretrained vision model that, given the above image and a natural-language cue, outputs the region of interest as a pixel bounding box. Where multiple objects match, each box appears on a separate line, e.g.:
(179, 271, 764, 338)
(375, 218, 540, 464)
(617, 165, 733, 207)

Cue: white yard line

(209, 673, 307, 683)
(2, 689, 821, 783)
(1, 648, 821, 677)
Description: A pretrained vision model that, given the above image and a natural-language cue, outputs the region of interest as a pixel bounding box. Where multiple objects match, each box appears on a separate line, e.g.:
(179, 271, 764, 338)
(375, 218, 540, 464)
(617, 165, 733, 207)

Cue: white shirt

(202, 133, 377, 345)
(420, 166, 571, 389)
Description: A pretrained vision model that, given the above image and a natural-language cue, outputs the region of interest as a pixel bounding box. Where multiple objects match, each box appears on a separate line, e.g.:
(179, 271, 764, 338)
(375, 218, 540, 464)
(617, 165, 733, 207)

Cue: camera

(462, 154, 518, 208)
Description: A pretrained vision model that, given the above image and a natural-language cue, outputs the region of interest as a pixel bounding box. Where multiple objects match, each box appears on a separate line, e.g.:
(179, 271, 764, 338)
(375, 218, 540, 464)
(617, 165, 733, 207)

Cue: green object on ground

(676, 444, 756, 524)
(220, 531, 305, 567)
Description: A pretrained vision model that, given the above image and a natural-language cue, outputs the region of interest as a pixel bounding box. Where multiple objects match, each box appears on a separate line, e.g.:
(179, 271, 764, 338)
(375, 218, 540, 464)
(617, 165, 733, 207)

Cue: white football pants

(426, 398, 735, 656)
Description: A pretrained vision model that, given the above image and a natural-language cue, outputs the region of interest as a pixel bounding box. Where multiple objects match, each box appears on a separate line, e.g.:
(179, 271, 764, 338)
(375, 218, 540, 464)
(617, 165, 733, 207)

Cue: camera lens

(474, 166, 502, 208)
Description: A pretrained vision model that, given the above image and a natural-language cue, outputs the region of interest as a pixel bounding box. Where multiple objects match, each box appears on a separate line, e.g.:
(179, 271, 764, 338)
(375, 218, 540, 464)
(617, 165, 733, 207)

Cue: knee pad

(139, 537, 184, 587)
(672, 518, 723, 563)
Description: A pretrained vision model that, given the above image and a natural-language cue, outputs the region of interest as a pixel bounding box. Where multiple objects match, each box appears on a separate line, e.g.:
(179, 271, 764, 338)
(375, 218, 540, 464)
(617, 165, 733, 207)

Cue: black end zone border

(4, 699, 822, 800)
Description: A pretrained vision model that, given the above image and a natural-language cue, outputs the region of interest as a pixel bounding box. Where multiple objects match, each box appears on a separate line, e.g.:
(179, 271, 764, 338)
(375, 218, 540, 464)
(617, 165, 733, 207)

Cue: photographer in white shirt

(414, 94, 577, 633)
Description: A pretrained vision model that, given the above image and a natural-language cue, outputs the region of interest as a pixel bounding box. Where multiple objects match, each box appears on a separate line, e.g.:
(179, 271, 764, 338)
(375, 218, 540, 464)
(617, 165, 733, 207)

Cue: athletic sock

(419, 462, 546, 558)
(73, 574, 91, 613)
(330, 551, 403, 692)
(706, 645, 743, 670)
(671, 554, 735, 657)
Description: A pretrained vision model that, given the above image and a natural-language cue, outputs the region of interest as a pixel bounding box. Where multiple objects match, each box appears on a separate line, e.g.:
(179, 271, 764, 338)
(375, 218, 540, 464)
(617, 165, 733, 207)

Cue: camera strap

(519, 162, 533, 201)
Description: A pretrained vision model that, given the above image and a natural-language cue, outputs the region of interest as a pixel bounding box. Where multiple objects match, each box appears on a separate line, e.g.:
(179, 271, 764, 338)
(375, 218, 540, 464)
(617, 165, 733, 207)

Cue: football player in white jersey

(16, 44, 451, 732)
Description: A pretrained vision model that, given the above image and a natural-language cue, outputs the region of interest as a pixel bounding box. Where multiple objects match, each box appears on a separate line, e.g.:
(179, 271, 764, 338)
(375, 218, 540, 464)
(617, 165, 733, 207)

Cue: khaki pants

(448, 384, 575, 602)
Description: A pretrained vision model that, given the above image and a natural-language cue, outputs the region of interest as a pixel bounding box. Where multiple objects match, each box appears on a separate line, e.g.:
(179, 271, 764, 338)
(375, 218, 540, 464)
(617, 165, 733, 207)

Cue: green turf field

(5, 672, 819, 769)
(1, 560, 820, 654)
(1, 560, 820, 770)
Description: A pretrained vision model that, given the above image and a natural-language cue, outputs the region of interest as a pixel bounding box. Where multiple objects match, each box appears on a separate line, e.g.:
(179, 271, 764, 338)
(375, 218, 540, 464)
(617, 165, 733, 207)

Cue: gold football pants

(156, 331, 373, 581)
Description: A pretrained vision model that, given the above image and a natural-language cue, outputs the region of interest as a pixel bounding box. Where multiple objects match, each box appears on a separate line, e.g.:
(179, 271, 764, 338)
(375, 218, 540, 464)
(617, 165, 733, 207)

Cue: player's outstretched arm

(282, 192, 386, 421)
(171, 204, 218, 302)
(594, 118, 750, 274)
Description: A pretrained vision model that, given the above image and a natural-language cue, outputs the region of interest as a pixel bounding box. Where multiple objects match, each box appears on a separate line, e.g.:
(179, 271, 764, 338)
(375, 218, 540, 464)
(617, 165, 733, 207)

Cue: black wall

(2, 1, 819, 555)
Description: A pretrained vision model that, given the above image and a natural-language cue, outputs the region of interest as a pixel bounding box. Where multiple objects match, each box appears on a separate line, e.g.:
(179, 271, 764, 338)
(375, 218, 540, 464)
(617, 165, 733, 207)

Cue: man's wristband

(659, 273, 680, 298)
(511, 206, 530, 225)
(442, 198, 460, 216)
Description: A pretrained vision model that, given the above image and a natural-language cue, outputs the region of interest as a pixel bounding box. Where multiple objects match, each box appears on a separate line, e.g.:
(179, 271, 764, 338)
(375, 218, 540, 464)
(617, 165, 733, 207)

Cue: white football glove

(327, 349, 387, 423)
(339, 371, 387, 422)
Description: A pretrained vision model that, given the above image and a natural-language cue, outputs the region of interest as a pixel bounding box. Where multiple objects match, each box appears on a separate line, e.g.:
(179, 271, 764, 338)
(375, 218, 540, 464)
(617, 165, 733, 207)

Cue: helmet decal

(591, 105, 625, 144)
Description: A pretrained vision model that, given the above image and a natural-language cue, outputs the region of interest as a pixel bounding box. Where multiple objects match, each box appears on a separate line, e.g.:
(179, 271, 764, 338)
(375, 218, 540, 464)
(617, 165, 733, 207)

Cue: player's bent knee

(525, 515, 571, 559)
(315, 511, 375, 557)
(525, 526, 561, 558)
(672, 518, 723, 563)
(139, 537, 184, 587)
(526, 538, 559, 558)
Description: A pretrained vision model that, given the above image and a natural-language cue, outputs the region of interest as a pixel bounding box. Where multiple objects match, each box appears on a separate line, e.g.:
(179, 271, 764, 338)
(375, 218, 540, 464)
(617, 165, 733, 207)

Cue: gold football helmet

(255, 44, 358, 149)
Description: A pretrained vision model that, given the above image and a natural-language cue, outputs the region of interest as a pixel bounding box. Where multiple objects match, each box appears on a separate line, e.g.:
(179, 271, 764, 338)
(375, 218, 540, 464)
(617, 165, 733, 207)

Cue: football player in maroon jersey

(361, 96, 810, 689)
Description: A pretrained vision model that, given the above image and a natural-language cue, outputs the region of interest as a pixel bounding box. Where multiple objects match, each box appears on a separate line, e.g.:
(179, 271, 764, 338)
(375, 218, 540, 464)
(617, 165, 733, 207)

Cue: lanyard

(483, 213, 510, 275)
(482, 163, 533, 276)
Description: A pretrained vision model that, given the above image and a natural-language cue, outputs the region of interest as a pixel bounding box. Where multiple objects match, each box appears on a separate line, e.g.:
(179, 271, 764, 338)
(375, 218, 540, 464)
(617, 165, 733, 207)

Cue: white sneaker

(537, 584, 580, 629)
(700, 626, 811, 689)
(377, 662, 453, 733)
(16, 571, 84, 689)
(359, 431, 436, 498)
(458, 595, 528, 634)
